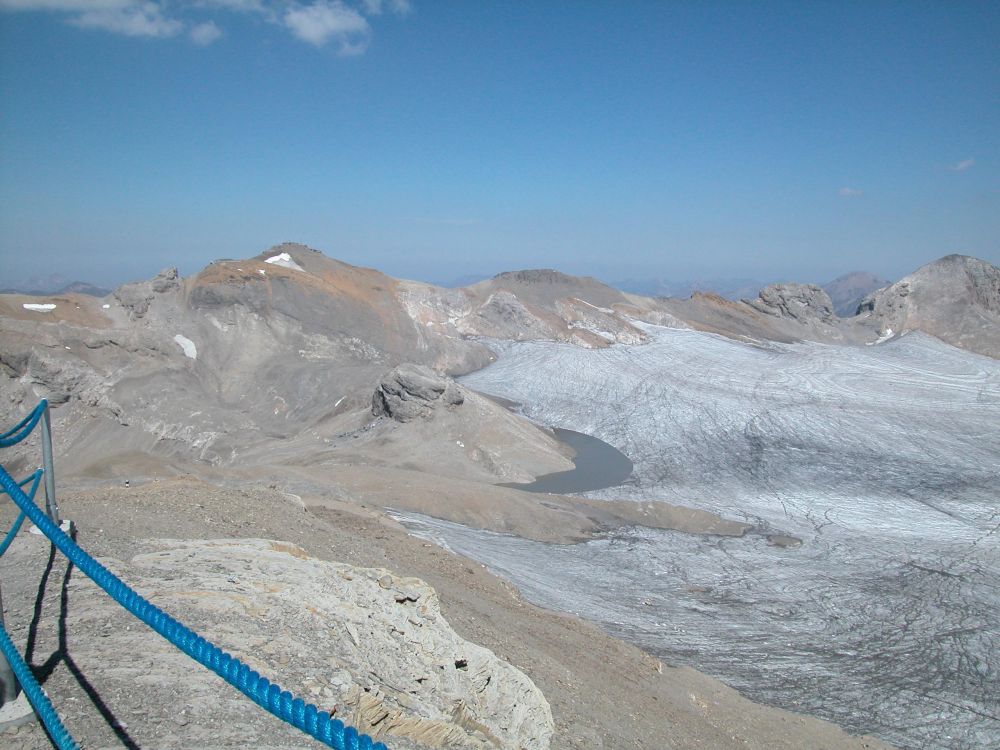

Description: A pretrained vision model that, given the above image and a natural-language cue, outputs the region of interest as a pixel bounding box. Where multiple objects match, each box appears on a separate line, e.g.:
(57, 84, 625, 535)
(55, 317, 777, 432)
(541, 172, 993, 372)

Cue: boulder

(372, 364, 464, 422)
(746, 283, 835, 324)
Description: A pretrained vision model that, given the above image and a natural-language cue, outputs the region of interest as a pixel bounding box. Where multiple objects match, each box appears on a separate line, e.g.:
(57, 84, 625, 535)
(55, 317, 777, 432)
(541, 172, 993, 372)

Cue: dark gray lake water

(500, 427, 633, 494)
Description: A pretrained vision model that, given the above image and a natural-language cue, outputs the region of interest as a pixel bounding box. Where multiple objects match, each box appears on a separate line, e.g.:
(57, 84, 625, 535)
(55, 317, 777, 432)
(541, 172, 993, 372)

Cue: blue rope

(0, 622, 79, 749)
(0, 465, 388, 750)
(0, 400, 46, 447)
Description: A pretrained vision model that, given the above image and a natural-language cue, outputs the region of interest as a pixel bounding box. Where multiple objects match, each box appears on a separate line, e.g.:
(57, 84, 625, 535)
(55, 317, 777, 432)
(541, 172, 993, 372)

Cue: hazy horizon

(1, 2, 997, 288)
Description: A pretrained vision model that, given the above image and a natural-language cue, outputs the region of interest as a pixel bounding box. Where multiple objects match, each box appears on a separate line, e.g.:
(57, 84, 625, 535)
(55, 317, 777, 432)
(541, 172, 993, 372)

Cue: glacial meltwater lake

(396, 325, 1000, 750)
(500, 427, 633, 494)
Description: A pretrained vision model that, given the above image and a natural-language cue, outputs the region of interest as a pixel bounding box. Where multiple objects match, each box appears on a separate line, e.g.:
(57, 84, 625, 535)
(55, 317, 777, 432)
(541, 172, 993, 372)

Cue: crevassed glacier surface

(401, 327, 1000, 750)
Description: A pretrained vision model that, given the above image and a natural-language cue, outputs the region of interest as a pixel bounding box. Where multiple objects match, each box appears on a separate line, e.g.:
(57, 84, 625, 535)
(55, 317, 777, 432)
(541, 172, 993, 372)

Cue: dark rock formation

(372, 364, 465, 422)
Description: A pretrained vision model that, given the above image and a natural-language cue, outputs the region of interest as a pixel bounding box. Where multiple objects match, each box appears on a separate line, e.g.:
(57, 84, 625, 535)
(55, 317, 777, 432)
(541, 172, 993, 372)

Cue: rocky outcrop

(857, 255, 1000, 357)
(373, 364, 465, 422)
(113, 267, 180, 319)
(746, 283, 836, 324)
(9, 534, 554, 749)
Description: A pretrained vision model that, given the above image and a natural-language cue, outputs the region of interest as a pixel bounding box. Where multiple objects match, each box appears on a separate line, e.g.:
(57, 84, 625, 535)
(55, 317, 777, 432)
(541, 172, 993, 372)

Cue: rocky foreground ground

(1, 478, 892, 750)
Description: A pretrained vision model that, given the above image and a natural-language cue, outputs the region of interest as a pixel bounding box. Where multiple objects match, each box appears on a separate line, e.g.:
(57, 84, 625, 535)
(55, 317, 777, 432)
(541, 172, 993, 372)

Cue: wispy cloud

(71, 2, 183, 38)
(361, 0, 410, 15)
(838, 187, 863, 198)
(1, 0, 412, 52)
(949, 158, 975, 172)
(284, 1, 369, 53)
(0, 1, 133, 9)
(190, 19, 222, 45)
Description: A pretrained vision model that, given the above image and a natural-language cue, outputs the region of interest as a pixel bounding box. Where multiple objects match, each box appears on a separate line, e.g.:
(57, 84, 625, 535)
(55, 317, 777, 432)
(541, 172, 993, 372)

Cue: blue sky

(1, 1, 997, 288)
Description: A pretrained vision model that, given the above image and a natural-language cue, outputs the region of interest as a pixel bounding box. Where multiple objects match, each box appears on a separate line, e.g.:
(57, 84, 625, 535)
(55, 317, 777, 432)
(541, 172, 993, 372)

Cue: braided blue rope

(0, 465, 387, 750)
(0, 400, 46, 447)
(0, 470, 41, 557)
(0, 621, 79, 749)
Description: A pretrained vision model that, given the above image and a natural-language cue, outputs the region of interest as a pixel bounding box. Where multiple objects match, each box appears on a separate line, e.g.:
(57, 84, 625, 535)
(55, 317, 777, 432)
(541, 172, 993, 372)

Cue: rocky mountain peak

(857, 254, 1000, 357)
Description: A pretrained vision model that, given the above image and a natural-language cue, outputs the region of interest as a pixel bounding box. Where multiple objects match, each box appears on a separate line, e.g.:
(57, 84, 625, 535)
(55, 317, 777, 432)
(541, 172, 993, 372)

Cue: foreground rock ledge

(50, 536, 555, 749)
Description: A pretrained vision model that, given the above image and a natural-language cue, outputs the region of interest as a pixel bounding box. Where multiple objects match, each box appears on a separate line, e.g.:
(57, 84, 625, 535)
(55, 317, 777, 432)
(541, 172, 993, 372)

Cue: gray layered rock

(373, 364, 465, 422)
(746, 283, 836, 324)
(5, 534, 554, 749)
(113, 267, 180, 319)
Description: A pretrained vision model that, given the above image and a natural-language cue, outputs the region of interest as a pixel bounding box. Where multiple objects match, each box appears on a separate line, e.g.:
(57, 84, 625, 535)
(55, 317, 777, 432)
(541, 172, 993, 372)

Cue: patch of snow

(102, 304, 111, 309)
(456, 440, 465, 448)
(574, 298, 615, 314)
(173, 334, 197, 360)
(258, 269, 266, 276)
(868, 328, 894, 345)
(264, 252, 305, 272)
(333, 396, 345, 409)
(23, 303, 56, 312)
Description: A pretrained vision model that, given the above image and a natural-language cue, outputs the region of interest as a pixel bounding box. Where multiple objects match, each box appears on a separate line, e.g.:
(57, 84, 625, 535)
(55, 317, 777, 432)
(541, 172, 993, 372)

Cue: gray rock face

(373, 364, 465, 422)
(113, 267, 180, 319)
(858, 254, 1000, 357)
(746, 283, 835, 324)
(4, 534, 554, 749)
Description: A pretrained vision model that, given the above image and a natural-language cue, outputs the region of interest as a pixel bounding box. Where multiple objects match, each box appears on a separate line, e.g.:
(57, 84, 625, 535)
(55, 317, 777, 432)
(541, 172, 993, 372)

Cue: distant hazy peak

(824, 270, 890, 287)
(822, 271, 892, 318)
(492, 269, 592, 285)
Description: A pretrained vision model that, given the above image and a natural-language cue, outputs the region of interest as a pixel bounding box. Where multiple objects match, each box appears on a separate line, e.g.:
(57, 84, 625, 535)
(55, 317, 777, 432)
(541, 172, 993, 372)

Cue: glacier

(397, 325, 1000, 750)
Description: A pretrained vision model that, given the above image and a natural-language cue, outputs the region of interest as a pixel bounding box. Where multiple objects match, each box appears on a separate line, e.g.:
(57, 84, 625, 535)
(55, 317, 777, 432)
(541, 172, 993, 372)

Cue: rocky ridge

(1, 247, 997, 481)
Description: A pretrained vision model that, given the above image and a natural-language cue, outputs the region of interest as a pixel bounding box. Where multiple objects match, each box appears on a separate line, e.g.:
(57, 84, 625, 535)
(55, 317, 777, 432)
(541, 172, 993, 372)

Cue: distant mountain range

(613, 272, 894, 319)
(611, 277, 765, 301)
(1, 245, 997, 474)
(0, 279, 111, 297)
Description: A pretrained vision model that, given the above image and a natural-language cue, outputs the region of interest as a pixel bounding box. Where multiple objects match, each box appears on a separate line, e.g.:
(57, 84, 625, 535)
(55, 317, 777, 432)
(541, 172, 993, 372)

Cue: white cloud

(2, 0, 411, 51)
(950, 158, 974, 172)
(838, 187, 863, 198)
(190, 19, 222, 44)
(284, 1, 370, 53)
(360, 0, 409, 14)
(0, 1, 132, 9)
(71, 2, 182, 37)
(195, 0, 266, 11)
